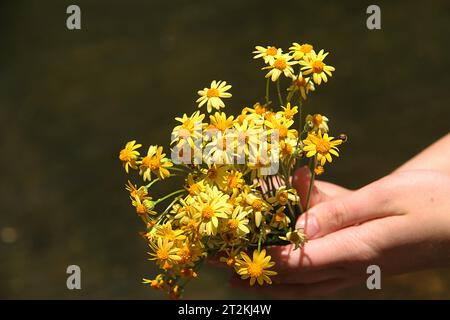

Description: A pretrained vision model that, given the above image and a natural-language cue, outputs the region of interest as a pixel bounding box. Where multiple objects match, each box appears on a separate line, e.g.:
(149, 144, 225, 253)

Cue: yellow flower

(171, 111, 205, 148)
(314, 165, 325, 176)
(289, 42, 314, 60)
(226, 206, 250, 235)
(235, 249, 277, 285)
(267, 186, 299, 207)
(269, 206, 291, 229)
(143, 274, 165, 289)
(196, 80, 232, 113)
(148, 237, 182, 267)
(202, 164, 229, 188)
(279, 138, 297, 160)
(299, 49, 335, 85)
(119, 140, 141, 173)
(243, 193, 272, 227)
(169, 284, 182, 300)
(125, 180, 149, 201)
(155, 222, 186, 241)
(186, 174, 205, 196)
(306, 113, 329, 133)
(252, 45, 282, 64)
(221, 170, 244, 193)
(279, 229, 307, 250)
(219, 248, 242, 268)
(245, 102, 268, 118)
(287, 74, 315, 100)
(208, 112, 234, 132)
(264, 115, 296, 140)
(264, 53, 297, 82)
(280, 103, 298, 120)
(177, 239, 203, 265)
(139, 146, 173, 181)
(192, 185, 232, 236)
(303, 131, 342, 166)
(131, 196, 156, 216)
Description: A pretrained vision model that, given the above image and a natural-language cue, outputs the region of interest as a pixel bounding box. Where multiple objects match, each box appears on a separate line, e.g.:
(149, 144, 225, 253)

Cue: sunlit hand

(233, 169, 450, 298)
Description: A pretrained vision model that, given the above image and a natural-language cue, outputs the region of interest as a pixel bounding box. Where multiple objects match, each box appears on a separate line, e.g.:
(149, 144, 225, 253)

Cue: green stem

(265, 77, 270, 105)
(170, 166, 190, 173)
(258, 227, 264, 251)
(276, 79, 284, 106)
(305, 156, 317, 211)
(146, 178, 161, 189)
(155, 189, 186, 205)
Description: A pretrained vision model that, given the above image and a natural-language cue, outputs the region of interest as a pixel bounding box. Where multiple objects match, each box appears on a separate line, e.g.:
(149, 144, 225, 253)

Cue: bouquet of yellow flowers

(119, 42, 346, 299)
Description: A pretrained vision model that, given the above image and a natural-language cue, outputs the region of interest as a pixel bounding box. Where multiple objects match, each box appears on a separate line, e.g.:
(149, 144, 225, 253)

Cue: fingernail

(296, 213, 319, 238)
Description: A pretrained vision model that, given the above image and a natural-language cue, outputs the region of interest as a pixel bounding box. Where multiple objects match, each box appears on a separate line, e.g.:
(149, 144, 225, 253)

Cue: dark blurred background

(1, 0, 449, 299)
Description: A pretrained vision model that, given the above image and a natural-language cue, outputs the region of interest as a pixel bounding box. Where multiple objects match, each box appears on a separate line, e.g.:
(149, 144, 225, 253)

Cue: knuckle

(325, 200, 347, 231)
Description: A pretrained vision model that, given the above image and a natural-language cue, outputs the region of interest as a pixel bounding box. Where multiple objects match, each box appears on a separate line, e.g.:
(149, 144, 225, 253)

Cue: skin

(231, 133, 450, 298)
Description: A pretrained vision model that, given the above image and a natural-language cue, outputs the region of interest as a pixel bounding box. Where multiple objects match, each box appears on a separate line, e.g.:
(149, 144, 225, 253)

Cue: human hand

(232, 169, 450, 298)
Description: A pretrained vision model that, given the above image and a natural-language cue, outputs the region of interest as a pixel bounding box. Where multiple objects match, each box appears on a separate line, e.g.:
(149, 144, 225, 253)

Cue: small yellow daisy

(264, 53, 297, 82)
(303, 131, 342, 166)
(299, 49, 335, 85)
(119, 140, 141, 173)
(289, 42, 314, 60)
(253, 45, 282, 64)
(139, 145, 173, 181)
(235, 249, 277, 286)
(196, 80, 232, 113)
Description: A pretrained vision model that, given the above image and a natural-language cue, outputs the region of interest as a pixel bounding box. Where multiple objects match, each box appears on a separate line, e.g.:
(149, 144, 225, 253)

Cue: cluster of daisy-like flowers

(118, 42, 346, 299)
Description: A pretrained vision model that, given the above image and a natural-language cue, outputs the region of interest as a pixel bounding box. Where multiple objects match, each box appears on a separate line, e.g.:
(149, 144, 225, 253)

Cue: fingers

(315, 180, 351, 198)
(267, 223, 380, 271)
(296, 182, 397, 239)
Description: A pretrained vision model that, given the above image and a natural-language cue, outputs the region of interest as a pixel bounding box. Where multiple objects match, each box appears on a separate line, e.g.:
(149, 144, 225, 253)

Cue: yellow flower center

(136, 204, 146, 215)
(202, 206, 215, 219)
(314, 166, 325, 175)
(227, 219, 239, 230)
(312, 114, 323, 126)
(252, 199, 263, 211)
(316, 138, 331, 154)
(180, 247, 191, 263)
(284, 108, 296, 119)
(296, 77, 307, 87)
(247, 262, 263, 277)
(206, 88, 220, 98)
(281, 142, 293, 155)
(255, 105, 266, 115)
(227, 174, 240, 189)
(226, 257, 235, 266)
(275, 212, 285, 222)
(119, 149, 134, 161)
(312, 60, 325, 73)
(301, 44, 313, 53)
(274, 58, 287, 70)
(156, 249, 169, 260)
(207, 168, 217, 179)
(149, 157, 161, 170)
(277, 125, 288, 138)
(277, 192, 288, 205)
(188, 183, 201, 195)
(266, 46, 277, 56)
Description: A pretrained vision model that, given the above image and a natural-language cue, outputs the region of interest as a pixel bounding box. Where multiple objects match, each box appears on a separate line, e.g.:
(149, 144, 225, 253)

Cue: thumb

(293, 166, 330, 208)
(296, 183, 394, 239)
